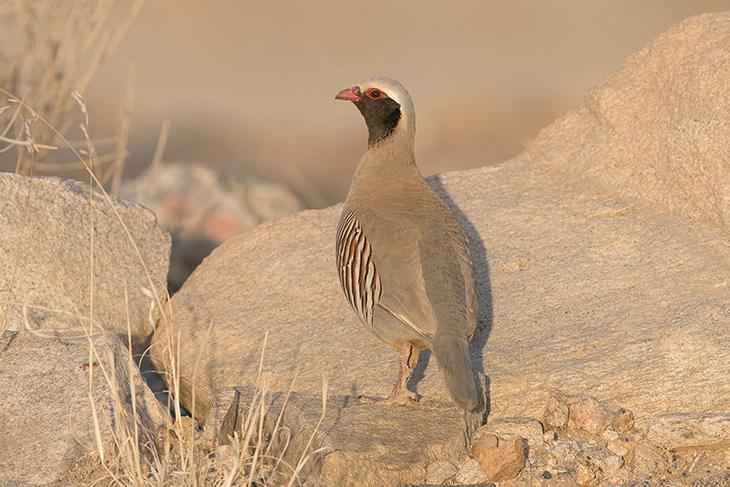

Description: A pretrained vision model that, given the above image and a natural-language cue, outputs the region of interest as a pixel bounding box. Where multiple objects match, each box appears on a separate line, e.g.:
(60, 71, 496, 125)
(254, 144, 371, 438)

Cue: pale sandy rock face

(646, 413, 730, 451)
(150, 12, 730, 486)
(197, 386, 479, 487)
(529, 12, 730, 232)
(0, 331, 166, 486)
(0, 173, 170, 350)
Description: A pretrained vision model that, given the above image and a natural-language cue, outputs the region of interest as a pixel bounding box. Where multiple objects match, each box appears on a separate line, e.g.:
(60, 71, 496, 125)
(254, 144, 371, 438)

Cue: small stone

(499, 480, 531, 487)
(528, 444, 552, 467)
(602, 428, 620, 441)
(575, 464, 596, 485)
(471, 434, 528, 482)
(550, 441, 572, 459)
(171, 415, 200, 449)
(456, 457, 489, 484)
(601, 452, 624, 473)
(485, 417, 545, 447)
(568, 394, 634, 435)
(631, 443, 668, 476)
(544, 391, 570, 431)
(546, 474, 583, 487)
(425, 460, 458, 484)
(544, 431, 557, 442)
(176, 415, 198, 429)
(579, 443, 624, 475)
(471, 430, 500, 452)
(607, 438, 629, 457)
(545, 390, 635, 436)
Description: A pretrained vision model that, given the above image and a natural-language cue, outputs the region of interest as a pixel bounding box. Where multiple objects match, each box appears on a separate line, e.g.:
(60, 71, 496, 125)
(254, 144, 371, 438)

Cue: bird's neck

(357, 128, 417, 175)
(347, 130, 423, 206)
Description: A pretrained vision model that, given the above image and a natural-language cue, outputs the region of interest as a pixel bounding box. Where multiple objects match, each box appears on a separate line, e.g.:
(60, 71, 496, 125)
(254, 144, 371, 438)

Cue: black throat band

(355, 97, 402, 146)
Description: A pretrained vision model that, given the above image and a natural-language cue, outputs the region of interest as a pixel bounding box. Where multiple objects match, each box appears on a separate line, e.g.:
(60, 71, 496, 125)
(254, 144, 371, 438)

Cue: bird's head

(335, 77, 415, 148)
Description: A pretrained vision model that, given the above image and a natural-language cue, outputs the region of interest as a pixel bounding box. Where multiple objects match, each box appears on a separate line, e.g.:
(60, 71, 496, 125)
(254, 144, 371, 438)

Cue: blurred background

(86, 0, 730, 203)
(1, 0, 729, 288)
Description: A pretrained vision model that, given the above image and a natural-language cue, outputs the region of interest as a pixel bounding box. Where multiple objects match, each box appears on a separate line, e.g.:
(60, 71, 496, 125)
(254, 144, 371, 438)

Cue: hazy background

(55, 0, 730, 204)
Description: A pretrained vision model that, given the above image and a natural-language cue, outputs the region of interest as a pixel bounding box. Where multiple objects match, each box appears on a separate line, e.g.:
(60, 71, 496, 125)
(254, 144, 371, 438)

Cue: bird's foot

(358, 388, 418, 406)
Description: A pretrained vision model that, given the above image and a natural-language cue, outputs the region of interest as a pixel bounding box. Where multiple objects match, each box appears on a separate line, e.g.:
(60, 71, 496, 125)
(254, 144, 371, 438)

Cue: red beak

(335, 86, 361, 102)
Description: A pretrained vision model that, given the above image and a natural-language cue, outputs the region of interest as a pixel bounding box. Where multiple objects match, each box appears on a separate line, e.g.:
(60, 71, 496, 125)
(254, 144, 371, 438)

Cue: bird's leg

(359, 344, 419, 406)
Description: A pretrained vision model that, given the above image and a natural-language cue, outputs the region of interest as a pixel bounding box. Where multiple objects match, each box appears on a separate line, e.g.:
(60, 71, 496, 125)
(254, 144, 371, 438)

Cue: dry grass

(0, 0, 143, 185)
(76, 314, 327, 487)
(1, 63, 325, 487)
(0, 3, 325, 485)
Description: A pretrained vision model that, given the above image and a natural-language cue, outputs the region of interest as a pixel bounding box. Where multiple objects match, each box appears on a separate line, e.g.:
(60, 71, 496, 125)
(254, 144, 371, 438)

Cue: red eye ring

(366, 88, 384, 100)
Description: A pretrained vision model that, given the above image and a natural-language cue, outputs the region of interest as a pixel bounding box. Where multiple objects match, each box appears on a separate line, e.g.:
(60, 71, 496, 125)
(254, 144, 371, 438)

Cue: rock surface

(545, 390, 634, 436)
(204, 387, 480, 487)
(152, 13, 730, 428)
(530, 12, 730, 233)
(0, 173, 170, 349)
(0, 330, 166, 486)
(646, 413, 730, 451)
(483, 417, 545, 448)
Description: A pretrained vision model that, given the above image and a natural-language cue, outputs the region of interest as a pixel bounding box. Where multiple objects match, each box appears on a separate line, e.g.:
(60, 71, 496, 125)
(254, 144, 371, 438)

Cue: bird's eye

(369, 89, 381, 99)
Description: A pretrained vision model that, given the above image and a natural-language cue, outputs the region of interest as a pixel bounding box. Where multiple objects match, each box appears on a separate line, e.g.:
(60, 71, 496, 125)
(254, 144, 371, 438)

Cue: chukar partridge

(334, 77, 479, 411)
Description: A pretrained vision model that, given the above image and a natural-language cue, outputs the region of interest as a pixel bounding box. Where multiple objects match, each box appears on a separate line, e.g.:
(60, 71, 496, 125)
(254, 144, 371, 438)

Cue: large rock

(205, 388, 479, 487)
(0, 330, 167, 486)
(530, 12, 730, 231)
(151, 9, 730, 475)
(0, 174, 170, 349)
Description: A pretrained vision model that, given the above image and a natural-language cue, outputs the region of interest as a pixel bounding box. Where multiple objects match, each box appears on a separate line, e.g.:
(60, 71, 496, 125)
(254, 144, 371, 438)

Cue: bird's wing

(337, 203, 475, 342)
(336, 207, 438, 339)
(335, 210, 382, 328)
(366, 206, 472, 341)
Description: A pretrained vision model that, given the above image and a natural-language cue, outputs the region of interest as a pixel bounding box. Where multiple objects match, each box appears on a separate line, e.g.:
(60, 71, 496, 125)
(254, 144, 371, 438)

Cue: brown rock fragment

(546, 390, 634, 436)
(630, 443, 669, 477)
(545, 390, 570, 431)
(455, 457, 490, 484)
(568, 394, 633, 435)
(575, 463, 596, 485)
(470, 428, 527, 482)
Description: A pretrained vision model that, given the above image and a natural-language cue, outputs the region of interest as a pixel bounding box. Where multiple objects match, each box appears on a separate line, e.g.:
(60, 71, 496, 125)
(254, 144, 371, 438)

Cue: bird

(334, 77, 479, 412)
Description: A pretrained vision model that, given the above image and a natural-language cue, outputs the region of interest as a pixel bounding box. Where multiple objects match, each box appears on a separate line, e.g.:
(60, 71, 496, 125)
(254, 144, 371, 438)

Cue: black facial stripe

(354, 97, 402, 146)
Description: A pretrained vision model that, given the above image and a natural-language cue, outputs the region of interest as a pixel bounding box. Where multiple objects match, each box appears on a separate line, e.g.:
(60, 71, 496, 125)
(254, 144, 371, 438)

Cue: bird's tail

(432, 333, 478, 412)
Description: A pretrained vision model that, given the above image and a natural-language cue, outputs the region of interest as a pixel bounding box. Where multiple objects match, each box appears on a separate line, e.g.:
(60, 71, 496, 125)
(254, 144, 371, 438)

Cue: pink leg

(359, 344, 421, 405)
